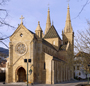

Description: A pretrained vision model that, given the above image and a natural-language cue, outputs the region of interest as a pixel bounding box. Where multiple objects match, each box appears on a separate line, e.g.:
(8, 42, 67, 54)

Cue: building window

(38, 32, 39, 36)
(65, 41, 68, 45)
(35, 42, 36, 49)
(20, 33, 23, 37)
(74, 66, 75, 70)
(38, 47, 40, 51)
(46, 47, 47, 51)
(52, 41, 55, 45)
(44, 48, 45, 52)
(48, 50, 49, 54)
(38, 57, 39, 60)
(38, 64, 39, 67)
(79, 72, 81, 76)
(77, 66, 79, 70)
(44, 62, 45, 70)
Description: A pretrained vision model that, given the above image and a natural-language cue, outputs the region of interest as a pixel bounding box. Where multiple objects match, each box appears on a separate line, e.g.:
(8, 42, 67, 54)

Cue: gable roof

(42, 39, 57, 51)
(44, 25, 61, 39)
(10, 24, 37, 39)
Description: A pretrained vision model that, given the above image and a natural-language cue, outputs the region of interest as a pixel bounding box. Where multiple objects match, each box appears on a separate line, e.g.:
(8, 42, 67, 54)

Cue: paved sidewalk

(0, 80, 88, 86)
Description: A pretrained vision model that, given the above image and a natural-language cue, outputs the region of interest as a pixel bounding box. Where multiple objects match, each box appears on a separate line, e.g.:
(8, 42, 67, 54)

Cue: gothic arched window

(65, 41, 68, 45)
(44, 62, 45, 70)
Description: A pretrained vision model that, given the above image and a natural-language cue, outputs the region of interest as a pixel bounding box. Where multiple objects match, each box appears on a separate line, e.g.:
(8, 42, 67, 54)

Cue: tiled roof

(44, 25, 61, 39)
(75, 51, 90, 57)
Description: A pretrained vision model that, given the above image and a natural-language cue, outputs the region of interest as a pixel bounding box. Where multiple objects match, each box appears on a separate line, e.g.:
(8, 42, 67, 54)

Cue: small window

(46, 47, 47, 51)
(67, 29, 68, 32)
(38, 47, 40, 51)
(48, 50, 49, 53)
(52, 41, 55, 45)
(74, 66, 75, 70)
(65, 41, 68, 45)
(38, 57, 39, 60)
(38, 73, 39, 76)
(20, 33, 23, 37)
(38, 64, 39, 67)
(44, 62, 45, 70)
(44, 48, 45, 51)
(38, 32, 39, 36)
(79, 72, 81, 76)
(35, 42, 36, 49)
(77, 66, 79, 70)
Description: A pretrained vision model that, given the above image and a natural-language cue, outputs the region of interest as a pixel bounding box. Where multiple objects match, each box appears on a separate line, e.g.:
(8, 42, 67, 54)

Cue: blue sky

(0, 0, 90, 49)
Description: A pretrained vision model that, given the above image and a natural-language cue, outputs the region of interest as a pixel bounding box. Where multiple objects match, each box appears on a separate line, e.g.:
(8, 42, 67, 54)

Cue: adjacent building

(74, 52, 90, 79)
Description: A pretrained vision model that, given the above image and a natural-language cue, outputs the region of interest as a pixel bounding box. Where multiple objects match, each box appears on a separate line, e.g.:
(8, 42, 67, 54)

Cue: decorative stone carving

(15, 43, 26, 54)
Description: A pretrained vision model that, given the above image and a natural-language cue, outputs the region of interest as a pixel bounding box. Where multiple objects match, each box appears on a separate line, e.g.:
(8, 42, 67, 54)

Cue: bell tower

(62, 5, 74, 55)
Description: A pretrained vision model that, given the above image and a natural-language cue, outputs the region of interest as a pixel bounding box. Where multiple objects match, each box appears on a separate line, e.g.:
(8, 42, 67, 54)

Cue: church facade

(6, 5, 74, 84)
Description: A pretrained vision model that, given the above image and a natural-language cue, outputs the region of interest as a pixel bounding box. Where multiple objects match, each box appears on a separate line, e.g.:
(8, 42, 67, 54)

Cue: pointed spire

(64, 4, 73, 33)
(52, 20, 54, 25)
(35, 21, 42, 31)
(45, 8, 51, 34)
(66, 4, 70, 21)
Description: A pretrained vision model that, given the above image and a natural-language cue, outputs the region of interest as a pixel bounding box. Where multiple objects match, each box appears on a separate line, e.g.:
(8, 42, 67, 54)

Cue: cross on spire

(20, 15, 24, 24)
(48, 3, 50, 9)
(67, 0, 70, 2)
(48, 3, 49, 7)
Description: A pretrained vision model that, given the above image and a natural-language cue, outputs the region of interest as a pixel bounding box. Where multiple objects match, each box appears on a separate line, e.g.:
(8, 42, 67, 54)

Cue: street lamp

(24, 59, 31, 86)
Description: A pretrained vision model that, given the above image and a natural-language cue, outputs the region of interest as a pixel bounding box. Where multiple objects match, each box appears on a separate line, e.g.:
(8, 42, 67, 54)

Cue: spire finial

(67, 4, 70, 9)
(35, 21, 42, 31)
(52, 20, 54, 25)
(48, 3, 50, 10)
(38, 21, 40, 25)
(20, 15, 24, 24)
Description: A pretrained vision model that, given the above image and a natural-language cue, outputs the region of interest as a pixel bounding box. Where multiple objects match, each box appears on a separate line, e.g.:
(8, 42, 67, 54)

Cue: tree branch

(73, 0, 89, 19)
(0, 41, 9, 49)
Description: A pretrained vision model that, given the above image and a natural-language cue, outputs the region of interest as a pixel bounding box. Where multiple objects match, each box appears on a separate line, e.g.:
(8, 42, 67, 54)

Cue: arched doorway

(17, 67, 26, 82)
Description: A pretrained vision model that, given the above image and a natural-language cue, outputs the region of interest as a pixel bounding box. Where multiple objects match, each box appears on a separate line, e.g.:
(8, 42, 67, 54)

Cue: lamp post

(88, 64, 90, 84)
(24, 59, 31, 86)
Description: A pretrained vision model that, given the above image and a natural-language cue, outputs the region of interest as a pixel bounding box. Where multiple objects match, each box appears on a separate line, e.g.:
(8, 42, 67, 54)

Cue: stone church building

(6, 5, 74, 84)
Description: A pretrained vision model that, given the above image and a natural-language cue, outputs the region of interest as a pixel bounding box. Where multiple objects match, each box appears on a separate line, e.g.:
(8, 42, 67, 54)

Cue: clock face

(16, 43, 26, 54)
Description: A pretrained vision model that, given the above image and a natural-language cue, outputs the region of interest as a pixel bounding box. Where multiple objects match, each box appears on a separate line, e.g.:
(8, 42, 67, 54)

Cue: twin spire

(64, 4, 73, 33)
(45, 8, 51, 34)
(35, 4, 73, 36)
(44, 4, 73, 35)
(20, 5, 73, 35)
